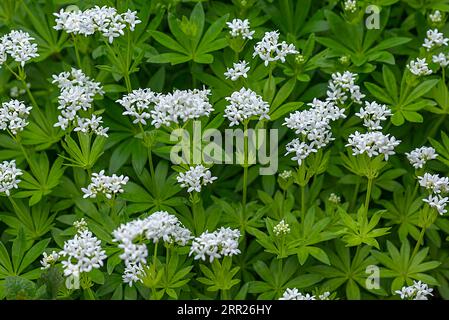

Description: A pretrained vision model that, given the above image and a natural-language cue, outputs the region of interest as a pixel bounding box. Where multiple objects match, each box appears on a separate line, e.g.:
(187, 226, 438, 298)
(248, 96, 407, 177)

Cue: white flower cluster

(73, 218, 88, 232)
(224, 87, 270, 126)
(0, 99, 32, 135)
(326, 71, 365, 105)
(226, 18, 254, 40)
(190, 227, 241, 263)
(151, 88, 213, 128)
(273, 220, 290, 236)
(116, 88, 159, 125)
(429, 10, 443, 23)
(406, 146, 438, 169)
(279, 170, 293, 180)
(177, 165, 217, 193)
(279, 288, 331, 300)
(355, 101, 392, 131)
(224, 60, 250, 81)
(419, 173, 449, 194)
(253, 31, 298, 66)
(54, 6, 141, 43)
(60, 229, 107, 277)
(422, 29, 449, 51)
(73, 114, 108, 137)
(284, 98, 346, 165)
(0, 30, 39, 67)
(407, 58, 433, 76)
(40, 251, 60, 270)
(343, 0, 357, 13)
(81, 170, 129, 199)
(395, 281, 433, 300)
(0, 160, 22, 196)
(52, 68, 108, 136)
(432, 53, 449, 68)
(346, 131, 400, 160)
(328, 193, 341, 204)
(418, 172, 449, 214)
(112, 211, 192, 285)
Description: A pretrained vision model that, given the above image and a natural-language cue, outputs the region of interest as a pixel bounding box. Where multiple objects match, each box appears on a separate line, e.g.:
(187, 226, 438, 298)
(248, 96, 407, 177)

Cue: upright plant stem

(300, 185, 306, 221)
(221, 289, 229, 300)
(411, 226, 426, 260)
(72, 34, 82, 69)
(364, 178, 373, 219)
(350, 180, 360, 212)
(242, 121, 249, 212)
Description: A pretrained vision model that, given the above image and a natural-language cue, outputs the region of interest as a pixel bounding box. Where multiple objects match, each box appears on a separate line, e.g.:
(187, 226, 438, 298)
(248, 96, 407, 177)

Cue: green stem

(125, 29, 132, 93)
(300, 185, 306, 221)
(364, 178, 373, 219)
(411, 226, 426, 260)
(242, 121, 249, 212)
(221, 289, 229, 300)
(148, 146, 155, 182)
(350, 179, 360, 212)
(153, 241, 158, 266)
(72, 34, 82, 69)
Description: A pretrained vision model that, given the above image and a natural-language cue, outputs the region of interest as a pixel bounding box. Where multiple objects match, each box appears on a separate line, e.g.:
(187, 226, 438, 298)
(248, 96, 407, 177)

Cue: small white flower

(151, 88, 213, 128)
(432, 53, 449, 67)
(54, 6, 141, 43)
(60, 229, 107, 277)
(429, 10, 443, 23)
(0, 99, 32, 135)
(279, 170, 293, 180)
(355, 101, 392, 131)
(73, 115, 109, 137)
(423, 194, 448, 215)
(406, 146, 438, 169)
(344, 0, 357, 13)
(177, 165, 217, 193)
(52, 68, 104, 133)
(422, 29, 449, 51)
(224, 60, 250, 81)
(112, 212, 192, 285)
(123, 263, 145, 286)
(285, 139, 317, 166)
(328, 193, 341, 204)
(253, 31, 298, 66)
(0, 160, 22, 196)
(189, 227, 241, 263)
(73, 218, 88, 232)
(407, 58, 433, 76)
(40, 251, 60, 270)
(327, 71, 365, 105)
(418, 173, 449, 194)
(395, 281, 433, 300)
(346, 131, 401, 160)
(82, 170, 129, 199)
(0, 30, 39, 67)
(117, 88, 160, 125)
(226, 18, 254, 40)
(273, 220, 290, 236)
(224, 87, 270, 126)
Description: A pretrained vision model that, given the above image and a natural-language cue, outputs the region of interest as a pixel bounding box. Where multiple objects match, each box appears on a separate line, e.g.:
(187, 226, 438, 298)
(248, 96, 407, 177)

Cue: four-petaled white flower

(0, 160, 22, 196)
(224, 60, 250, 81)
(189, 227, 241, 263)
(54, 6, 141, 43)
(0, 30, 39, 67)
(224, 87, 270, 126)
(253, 31, 298, 66)
(82, 170, 129, 199)
(226, 18, 254, 40)
(177, 165, 217, 193)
